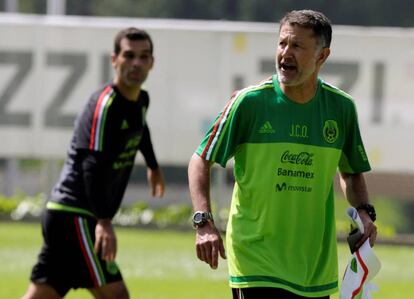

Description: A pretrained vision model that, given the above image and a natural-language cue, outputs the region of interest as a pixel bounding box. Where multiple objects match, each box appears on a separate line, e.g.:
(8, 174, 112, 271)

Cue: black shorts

(232, 287, 330, 299)
(30, 209, 123, 297)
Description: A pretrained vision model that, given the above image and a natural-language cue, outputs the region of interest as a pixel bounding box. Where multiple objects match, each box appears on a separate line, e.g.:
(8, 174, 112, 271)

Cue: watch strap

(356, 203, 376, 222)
(192, 211, 214, 228)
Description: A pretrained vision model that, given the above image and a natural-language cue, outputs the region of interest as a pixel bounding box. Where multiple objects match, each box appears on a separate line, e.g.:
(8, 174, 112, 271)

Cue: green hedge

(0, 193, 409, 237)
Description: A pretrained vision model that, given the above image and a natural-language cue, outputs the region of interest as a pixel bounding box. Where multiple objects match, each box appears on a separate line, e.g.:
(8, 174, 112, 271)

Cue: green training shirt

(195, 75, 371, 297)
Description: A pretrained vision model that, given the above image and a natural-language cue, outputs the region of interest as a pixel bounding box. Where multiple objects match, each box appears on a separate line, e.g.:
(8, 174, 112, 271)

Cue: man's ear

(317, 47, 330, 66)
(111, 52, 117, 67)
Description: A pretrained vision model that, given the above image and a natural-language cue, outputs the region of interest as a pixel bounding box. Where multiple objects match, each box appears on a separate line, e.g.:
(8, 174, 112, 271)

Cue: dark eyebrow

(141, 49, 152, 54)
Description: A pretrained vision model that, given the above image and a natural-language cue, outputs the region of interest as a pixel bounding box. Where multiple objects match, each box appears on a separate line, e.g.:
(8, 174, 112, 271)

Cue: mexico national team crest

(323, 120, 339, 144)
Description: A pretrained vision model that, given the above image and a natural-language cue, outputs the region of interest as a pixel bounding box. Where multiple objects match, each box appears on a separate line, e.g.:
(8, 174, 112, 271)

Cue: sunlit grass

(1, 221, 413, 299)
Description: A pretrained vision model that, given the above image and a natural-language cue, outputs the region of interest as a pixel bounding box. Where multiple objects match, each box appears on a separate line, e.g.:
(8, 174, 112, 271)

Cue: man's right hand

(94, 219, 117, 261)
(195, 223, 226, 269)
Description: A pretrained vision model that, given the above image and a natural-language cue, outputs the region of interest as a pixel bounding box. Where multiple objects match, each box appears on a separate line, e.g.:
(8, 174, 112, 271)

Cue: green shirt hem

(229, 275, 338, 296)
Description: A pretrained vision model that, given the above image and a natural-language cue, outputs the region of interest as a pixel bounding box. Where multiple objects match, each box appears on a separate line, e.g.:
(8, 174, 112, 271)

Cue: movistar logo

(275, 182, 312, 193)
(121, 119, 129, 130)
(259, 121, 275, 134)
(275, 182, 287, 192)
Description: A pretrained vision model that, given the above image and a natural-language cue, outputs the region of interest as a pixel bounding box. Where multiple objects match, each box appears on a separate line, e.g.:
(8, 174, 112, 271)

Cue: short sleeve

(338, 102, 371, 174)
(196, 92, 249, 167)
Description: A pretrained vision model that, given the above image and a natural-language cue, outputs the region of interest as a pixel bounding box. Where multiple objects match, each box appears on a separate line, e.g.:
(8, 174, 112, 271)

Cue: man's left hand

(147, 167, 165, 198)
(356, 210, 377, 249)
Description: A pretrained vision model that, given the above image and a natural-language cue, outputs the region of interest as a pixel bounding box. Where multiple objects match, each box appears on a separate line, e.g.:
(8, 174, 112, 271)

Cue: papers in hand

(346, 207, 364, 253)
(340, 207, 381, 299)
(347, 206, 365, 234)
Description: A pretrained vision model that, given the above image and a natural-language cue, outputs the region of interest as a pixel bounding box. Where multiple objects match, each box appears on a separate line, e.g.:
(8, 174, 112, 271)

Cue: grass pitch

(0, 221, 413, 299)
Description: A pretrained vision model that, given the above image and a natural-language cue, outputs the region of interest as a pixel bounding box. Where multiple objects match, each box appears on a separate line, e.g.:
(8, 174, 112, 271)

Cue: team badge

(323, 120, 339, 144)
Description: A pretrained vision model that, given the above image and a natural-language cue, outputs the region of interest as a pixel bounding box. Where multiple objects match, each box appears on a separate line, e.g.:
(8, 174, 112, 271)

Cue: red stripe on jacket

(89, 85, 112, 150)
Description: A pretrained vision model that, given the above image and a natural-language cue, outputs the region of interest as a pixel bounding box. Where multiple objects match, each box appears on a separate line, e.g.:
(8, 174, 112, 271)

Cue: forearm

(188, 153, 212, 212)
(340, 171, 377, 247)
(189, 153, 226, 268)
(82, 152, 115, 218)
(139, 126, 159, 169)
(339, 172, 370, 207)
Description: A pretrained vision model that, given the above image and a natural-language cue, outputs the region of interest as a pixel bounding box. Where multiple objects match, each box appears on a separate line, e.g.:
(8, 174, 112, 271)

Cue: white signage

(0, 15, 413, 172)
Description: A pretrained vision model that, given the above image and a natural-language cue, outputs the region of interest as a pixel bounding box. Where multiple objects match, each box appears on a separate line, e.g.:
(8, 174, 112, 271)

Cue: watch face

(193, 212, 204, 224)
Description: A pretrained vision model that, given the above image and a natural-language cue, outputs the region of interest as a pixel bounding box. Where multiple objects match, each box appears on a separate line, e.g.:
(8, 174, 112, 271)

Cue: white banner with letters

(0, 14, 413, 172)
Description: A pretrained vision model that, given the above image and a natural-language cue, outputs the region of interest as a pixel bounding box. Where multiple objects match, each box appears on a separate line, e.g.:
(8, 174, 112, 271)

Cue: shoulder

(140, 88, 150, 107)
(231, 77, 274, 108)
(76, 84, 113, 121)
(238, 77, 274, 98)
(320, 80, 357, 110)
(87, 84, 116, 108)
(77, 84, 116, 126)
(320, 80, 354, 102)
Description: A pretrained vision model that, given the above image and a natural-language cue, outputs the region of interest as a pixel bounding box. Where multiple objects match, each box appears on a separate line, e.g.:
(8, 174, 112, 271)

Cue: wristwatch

(192, 211, 214, 228)
(356, 203, 376, 222)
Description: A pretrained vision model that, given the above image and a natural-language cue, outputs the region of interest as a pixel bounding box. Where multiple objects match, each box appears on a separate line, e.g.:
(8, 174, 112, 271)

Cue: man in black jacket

(22, 27, 165, 299)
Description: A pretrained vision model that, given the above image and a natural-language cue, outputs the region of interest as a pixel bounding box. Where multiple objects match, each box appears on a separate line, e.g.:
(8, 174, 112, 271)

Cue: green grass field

(1, 221, 413, 299)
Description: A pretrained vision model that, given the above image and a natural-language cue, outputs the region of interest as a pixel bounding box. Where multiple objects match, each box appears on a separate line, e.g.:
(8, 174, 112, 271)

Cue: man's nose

(281, 45, 293, 57)
(132, 58, 143, 67)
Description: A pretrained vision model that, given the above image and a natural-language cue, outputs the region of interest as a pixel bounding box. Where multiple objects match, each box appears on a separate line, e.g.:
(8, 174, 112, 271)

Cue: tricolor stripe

(234, 288, 245, 299)
(74, 216, 106, 287)
(200, 91, 237, 160)
(89, 86, 115, 151)
(200, 80, 273, 161)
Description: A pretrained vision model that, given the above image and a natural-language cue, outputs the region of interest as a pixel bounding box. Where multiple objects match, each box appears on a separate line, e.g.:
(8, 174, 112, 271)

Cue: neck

(114, 78, 141, 101)
(280, 78, 318, 104)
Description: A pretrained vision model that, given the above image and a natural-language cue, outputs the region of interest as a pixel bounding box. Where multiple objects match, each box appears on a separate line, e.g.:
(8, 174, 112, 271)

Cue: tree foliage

(2, 0, 414, 27)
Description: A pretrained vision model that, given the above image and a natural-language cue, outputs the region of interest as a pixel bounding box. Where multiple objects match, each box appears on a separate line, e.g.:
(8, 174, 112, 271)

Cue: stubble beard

(276, 66, 300, 87)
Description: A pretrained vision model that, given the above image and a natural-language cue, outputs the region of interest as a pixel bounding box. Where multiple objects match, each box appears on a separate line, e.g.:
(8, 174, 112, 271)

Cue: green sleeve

(195, 93, 250, 167)
(339, 102, 371, 173)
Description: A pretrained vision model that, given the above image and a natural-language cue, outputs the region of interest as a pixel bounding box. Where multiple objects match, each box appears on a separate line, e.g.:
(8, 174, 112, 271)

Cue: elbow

(188, 153, 211, 177)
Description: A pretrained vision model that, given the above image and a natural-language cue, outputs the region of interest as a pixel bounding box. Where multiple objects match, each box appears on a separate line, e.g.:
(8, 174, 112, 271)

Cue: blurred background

(0, 0, 414, 241)
(0, 1, 414, 298)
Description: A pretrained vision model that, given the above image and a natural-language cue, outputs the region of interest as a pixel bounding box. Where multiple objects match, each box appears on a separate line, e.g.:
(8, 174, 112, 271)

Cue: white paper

(346, 207, 365, 234)
(340, 208, 381, 299)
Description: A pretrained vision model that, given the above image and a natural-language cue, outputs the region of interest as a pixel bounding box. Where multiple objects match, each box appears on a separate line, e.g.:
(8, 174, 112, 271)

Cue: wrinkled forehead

(278, 24, 318, 42)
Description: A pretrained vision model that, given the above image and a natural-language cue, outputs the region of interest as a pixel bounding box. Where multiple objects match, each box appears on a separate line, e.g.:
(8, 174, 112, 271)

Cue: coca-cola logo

(281, 150, 314, 166)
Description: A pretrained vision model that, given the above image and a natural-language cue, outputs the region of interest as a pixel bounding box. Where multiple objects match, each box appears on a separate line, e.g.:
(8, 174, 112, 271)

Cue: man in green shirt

(188, 10, 377, 299)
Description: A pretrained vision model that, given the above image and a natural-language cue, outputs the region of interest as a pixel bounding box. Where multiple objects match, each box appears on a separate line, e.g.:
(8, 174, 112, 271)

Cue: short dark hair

(113, 27, 154, 55)
(279, 10, 332, 48)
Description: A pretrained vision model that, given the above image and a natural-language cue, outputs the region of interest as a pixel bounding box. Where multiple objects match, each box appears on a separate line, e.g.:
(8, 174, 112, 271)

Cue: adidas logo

(121, 119, 129, 130)
(258, 121, 275, 134)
